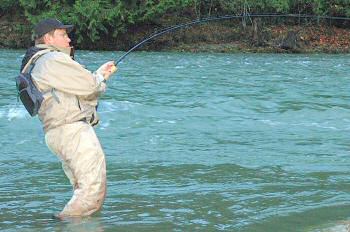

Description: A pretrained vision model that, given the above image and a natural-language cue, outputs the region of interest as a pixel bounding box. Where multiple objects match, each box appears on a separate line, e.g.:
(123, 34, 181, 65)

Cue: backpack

(16, 50, 51, 117)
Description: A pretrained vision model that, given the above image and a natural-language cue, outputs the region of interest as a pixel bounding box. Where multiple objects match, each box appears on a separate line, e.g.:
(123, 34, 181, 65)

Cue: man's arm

(32, 52, 116, 96)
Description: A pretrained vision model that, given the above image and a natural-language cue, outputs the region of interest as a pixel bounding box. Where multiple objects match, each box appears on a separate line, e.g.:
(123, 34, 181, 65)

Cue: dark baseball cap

(34, 18, 73, 39)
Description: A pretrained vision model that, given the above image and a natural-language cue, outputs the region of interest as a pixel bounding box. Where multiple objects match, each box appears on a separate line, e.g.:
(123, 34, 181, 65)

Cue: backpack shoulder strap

(21, 49, 54, 74)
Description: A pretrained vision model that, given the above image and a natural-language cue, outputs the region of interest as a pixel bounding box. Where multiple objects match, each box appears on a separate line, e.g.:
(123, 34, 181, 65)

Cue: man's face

(45, 29, 71, 48)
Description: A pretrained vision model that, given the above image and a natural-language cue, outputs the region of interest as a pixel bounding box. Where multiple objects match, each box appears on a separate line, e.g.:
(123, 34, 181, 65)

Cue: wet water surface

(1, 50, 350, 231)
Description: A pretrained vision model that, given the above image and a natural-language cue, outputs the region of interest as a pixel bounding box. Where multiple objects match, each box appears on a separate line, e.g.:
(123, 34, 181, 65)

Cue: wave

(0, 104, 28, 121)
(0, 100, 141, 122)
(98, 100, 141, 113)
(258, 118, 344, 131)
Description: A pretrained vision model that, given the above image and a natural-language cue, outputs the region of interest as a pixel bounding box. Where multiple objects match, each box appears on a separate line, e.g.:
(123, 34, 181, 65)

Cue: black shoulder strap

(20, 47, 46, 72)
(22, 49, 53, 74)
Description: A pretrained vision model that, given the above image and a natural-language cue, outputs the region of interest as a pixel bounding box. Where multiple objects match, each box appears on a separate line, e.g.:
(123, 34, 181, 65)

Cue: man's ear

(43, 33, 52, 44)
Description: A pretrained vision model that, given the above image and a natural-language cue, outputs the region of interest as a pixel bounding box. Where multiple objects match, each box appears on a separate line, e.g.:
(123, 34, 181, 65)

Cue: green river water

(1, 49, 350, 231)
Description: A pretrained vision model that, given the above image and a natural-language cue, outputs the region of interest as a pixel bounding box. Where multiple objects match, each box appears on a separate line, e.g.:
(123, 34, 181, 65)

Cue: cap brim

(58, 25, 74, 33)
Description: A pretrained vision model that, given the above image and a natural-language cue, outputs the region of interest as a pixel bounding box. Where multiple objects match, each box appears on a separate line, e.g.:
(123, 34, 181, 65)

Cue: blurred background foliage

(1, 0, 350, 47)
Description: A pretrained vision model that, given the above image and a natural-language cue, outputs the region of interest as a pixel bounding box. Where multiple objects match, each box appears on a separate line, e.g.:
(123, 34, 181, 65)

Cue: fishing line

(115, 13, 350, 64)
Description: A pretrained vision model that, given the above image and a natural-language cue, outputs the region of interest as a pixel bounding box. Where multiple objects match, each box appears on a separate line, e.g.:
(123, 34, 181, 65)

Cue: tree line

(1, 0, 350, 46)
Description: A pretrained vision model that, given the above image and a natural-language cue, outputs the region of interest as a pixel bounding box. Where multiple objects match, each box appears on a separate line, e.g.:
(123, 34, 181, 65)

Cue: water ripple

(1, 50, 350, 231)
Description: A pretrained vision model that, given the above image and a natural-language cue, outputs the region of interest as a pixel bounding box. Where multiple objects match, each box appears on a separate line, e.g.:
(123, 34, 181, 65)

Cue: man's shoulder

(44, 50, 68, 58)
(39, 50, 73, 64)
(20, 46, 46, 71)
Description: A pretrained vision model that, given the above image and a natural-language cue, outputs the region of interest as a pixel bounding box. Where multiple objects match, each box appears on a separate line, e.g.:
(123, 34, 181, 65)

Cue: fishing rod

(115, 14, 240, 64)
(115, 13, 350, 64)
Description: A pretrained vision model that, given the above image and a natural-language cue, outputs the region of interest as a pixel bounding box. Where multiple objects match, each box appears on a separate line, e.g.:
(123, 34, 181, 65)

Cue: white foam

(300, 122, 339, 131)
(6, 106, 28, 121)
(313, 223, 350, 232)
(99, 100, 141, 113)
(98, 121, 110, 130)
(16, 139, 29, 145)
(149, 135, 160, 145)
(175, 66, 185, 69)
(190, 219, 210, 225)
(259, 119, 282, 126)
(155, 120, 176, 124)
(137, 213, 150, 217)
(0, 104, 29, 121)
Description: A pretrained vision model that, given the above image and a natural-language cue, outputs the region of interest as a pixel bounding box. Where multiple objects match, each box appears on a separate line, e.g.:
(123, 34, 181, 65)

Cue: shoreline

(1, 21, 350, 54)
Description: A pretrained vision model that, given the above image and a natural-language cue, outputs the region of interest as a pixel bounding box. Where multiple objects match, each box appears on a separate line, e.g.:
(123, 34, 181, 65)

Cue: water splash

(2, 105, 28, 121)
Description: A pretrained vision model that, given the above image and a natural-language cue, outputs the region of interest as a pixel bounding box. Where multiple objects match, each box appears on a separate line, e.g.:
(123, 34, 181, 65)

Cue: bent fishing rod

(115, 13, 350, 65)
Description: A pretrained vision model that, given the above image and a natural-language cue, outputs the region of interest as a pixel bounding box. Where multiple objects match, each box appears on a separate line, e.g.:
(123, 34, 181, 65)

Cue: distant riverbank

(168, 24, 350, 54)
(1, 17, 350, 53)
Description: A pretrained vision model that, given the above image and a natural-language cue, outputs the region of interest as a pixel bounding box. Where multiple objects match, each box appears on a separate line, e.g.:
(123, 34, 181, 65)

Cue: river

(1, 49, 350, 231)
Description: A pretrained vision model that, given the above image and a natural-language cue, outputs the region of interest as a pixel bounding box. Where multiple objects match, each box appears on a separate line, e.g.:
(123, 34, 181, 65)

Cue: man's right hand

(96, 61, 118, 81)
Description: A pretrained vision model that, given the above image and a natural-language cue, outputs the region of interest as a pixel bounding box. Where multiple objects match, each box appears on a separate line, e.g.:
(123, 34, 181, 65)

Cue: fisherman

(20, 18, 117, 218)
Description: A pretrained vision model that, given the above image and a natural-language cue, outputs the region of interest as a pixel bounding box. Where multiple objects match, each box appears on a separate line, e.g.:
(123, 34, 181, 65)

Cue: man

(20, 18, 117, 218)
